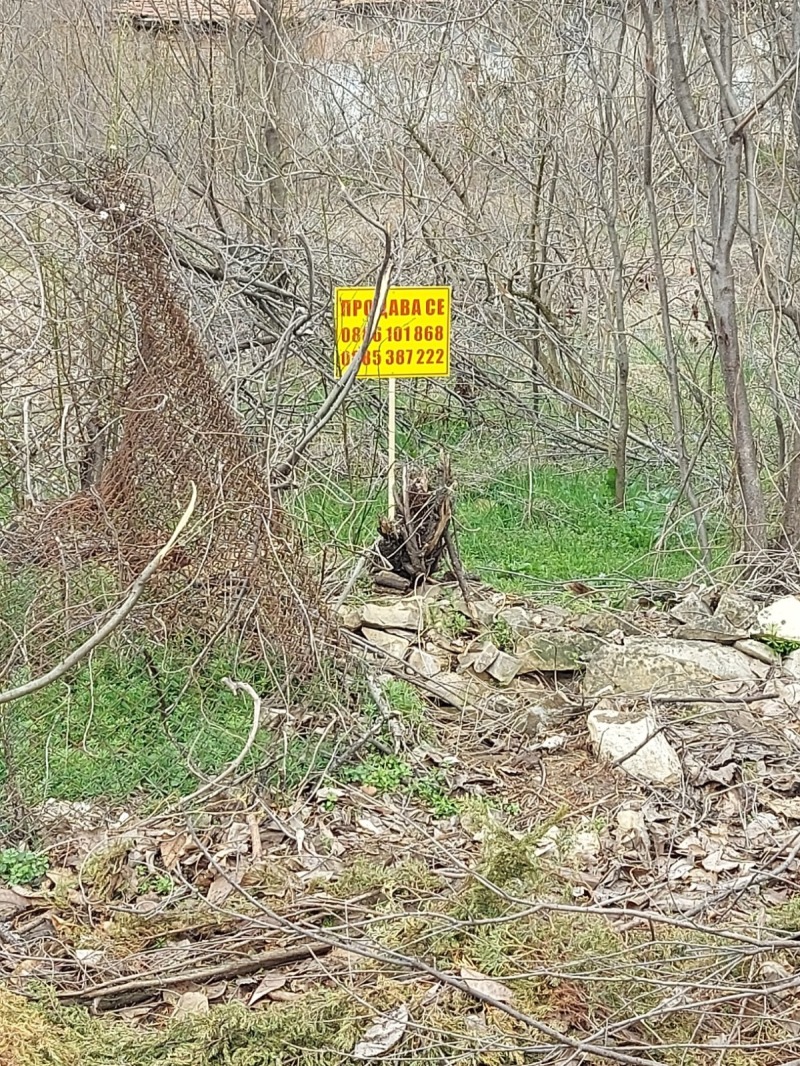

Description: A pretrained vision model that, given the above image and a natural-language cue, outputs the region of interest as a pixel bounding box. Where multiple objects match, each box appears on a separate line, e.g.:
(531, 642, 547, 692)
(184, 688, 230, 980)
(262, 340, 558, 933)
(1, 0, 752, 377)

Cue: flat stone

(472, 600, 500, 627)
(361, 627, 412, 659)
(675, 617, 749, 643)
(572, 612, 625, 637)
(362, 601, 422, 632)
(497, 606, 533, 633)
(583, 637, 757, 698)
(514, 687, 574, 734)
(716, 590, 758, 630)
(487, 651, 521, 685)
(783, 649, 800, 681)
(517, 631, 603, 673)
(670, 591, 713, 625)
(755, 596, 800, 644)
(588, 703, 682, 786)
(407, 648, 446, 679)
(337, 605, 363, 630)
(472, 643, 499, 673)
(734, 639, 781, 667)
(423, 671, 486, 710)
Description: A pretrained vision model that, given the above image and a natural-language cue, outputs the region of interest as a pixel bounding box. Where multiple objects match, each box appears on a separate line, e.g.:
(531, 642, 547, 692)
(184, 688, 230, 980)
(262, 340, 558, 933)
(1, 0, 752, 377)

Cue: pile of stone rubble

(341, 584, 800, 791)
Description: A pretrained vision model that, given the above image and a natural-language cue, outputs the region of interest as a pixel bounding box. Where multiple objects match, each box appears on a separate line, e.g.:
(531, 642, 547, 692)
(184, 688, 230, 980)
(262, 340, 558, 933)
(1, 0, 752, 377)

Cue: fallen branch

(56, 941, 331, 1006)
(0, 485, 197, 707)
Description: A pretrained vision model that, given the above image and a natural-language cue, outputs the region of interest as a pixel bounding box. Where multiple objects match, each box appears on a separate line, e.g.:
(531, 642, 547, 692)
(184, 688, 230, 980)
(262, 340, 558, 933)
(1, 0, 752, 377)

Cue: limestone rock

(473, 643, 500, 674)
(423, 671, 486, 710)
(675, 617, 749, 643)
(497, 606, 533, 633)
(362, 627, 412, 659)
(588, 703, 682, 786)
(362, 601, 422, 632)
(517, 631, 603, 673)
(734, 639, 781, 667)
(515, 687, 574, 734)
(754, 596, 800, 644)
(408, 648, 447, 679)
(670, 591, 713, 625)
(583, 638, 757, 698)
(715, 590, 758, 630)
(487, 651, 521, 685)
(337, 605, 363, 631)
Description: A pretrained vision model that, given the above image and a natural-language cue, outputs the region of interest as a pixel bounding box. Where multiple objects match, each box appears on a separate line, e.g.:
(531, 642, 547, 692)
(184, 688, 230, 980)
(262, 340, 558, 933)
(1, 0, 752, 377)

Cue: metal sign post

(334, 286, 452, 524)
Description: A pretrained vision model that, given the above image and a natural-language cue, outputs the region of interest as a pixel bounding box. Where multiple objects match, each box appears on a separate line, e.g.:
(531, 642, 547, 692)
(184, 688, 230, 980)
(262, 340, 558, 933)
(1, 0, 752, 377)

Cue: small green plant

(0, 846, 48, 885)
(411, 770, 459, 817)
(759, 630, 800, 655)
(383, 679, 426, 726)
(137, 871, 174, 896)
(489, 617, 515, 651)
(342, 753, 413, 793)
(340, 753, 459, 817)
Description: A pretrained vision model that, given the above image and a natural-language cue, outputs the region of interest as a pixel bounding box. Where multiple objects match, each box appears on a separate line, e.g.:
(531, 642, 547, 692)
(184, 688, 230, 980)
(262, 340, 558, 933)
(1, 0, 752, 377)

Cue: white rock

(588, 704, 682, 786)
(755, 596, 800, 643)
(362, 627, 412, 659)
(362, 601, 422, 631)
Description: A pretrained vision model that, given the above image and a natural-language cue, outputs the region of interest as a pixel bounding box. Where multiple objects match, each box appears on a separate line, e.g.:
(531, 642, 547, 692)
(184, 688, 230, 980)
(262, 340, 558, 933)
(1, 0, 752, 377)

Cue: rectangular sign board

(334, 285, 451, 379)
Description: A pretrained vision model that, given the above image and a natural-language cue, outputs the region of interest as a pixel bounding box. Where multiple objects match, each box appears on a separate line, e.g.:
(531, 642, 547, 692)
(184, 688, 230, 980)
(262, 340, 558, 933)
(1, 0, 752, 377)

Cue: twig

(56, 942, 332, 1005)
(0, 485, 197, 707)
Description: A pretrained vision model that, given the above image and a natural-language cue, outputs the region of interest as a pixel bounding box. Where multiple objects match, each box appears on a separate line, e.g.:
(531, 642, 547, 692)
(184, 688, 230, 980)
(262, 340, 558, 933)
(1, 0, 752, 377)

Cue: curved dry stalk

(176, 678, 278, 806)
(0, 484, 197, 707)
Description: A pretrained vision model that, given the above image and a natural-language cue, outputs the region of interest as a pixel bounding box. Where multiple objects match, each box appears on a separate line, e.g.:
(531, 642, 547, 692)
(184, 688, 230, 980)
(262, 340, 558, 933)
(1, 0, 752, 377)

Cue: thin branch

(0, 485, 197, 707)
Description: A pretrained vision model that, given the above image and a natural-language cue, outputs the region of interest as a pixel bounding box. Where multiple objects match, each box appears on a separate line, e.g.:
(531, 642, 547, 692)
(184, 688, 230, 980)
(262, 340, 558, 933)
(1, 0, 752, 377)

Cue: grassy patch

(0, 641, 337, 806)
(297, 462, 726, 593)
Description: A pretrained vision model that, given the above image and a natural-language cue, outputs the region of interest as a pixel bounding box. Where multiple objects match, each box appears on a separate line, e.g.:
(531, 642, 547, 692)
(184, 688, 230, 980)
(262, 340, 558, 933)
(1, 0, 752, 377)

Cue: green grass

(297, 462, 727, 592)
(0, 642, 337, 806)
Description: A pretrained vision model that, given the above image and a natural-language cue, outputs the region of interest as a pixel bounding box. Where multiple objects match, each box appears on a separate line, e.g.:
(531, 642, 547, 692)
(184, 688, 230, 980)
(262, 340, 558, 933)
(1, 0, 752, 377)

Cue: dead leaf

(171, 991, 209, 1019)
(206, 873, 235, 906)
(0, 887, 32, 919)
(700, 850, 740, 873)
(269, 988, 303, 1002)
(459, 966, 515, 1006)
(205, 981, 227, 1001)
(248, 973, 287, 1007)
(160, 833, 190, 871)
(353, 1004, 409, 1059)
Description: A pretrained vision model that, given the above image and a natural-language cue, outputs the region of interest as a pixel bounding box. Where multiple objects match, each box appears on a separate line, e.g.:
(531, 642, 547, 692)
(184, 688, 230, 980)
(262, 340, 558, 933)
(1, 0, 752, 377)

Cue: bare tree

(663, 0, 768, 551)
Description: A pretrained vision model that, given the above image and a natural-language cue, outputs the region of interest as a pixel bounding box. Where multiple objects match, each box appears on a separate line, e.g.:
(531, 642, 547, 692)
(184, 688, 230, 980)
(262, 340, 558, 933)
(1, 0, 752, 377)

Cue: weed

(759, 631, 800, 655)
(0, 847, 48, 886)
(299, 463, 725, 595)
(382, 679, 427, 728)
(489, 617, 515, 651)
(339, 753, 459, 818)
(341, 753, 413, 793)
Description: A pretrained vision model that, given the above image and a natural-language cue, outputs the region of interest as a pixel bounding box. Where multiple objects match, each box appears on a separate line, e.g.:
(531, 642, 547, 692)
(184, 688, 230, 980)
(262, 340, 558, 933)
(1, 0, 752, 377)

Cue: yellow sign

(334, 286, 451, 378)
